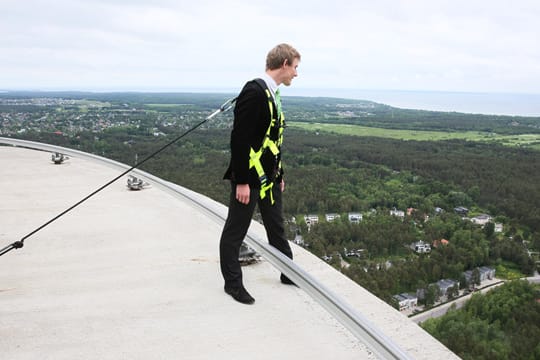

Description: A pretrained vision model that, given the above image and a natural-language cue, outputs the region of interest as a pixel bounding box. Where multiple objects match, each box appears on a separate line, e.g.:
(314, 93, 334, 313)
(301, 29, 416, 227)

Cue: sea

(285, 88, 540, 118)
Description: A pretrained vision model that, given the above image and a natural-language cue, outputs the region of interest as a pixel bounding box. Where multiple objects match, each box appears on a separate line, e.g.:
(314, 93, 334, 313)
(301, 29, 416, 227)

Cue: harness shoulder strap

(253, 78, 276, 116)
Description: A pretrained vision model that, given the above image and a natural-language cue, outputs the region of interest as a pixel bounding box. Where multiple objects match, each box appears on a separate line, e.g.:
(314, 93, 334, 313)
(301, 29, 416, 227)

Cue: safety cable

(0, 97, 236, 257)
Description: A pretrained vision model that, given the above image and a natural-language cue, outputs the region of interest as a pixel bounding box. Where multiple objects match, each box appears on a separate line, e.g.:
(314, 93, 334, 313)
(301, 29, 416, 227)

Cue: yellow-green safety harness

(248, 87, 284, 204)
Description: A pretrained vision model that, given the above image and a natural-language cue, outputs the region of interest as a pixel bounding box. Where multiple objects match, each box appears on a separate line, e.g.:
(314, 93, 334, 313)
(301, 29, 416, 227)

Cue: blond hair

(266, 43, 301, 70)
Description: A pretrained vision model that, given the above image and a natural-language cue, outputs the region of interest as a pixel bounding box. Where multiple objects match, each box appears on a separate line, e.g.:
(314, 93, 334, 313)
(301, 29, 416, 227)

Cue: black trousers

(219, 182, 293, 288)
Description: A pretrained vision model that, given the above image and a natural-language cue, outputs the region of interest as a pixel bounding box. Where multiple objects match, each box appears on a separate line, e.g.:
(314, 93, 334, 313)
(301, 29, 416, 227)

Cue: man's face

(281, 58, 299, 86)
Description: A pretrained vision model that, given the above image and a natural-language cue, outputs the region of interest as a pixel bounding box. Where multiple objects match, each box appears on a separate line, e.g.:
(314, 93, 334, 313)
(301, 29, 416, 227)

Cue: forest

(421, 280, 540, 360)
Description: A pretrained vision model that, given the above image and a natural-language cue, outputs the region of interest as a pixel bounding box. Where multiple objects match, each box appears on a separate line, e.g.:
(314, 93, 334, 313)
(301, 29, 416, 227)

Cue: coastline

(286, 88, 540, 117)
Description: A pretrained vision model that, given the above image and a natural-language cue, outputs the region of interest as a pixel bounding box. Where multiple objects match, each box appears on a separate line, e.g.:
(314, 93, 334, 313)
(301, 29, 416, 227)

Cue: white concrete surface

(0, 145, 459, 359)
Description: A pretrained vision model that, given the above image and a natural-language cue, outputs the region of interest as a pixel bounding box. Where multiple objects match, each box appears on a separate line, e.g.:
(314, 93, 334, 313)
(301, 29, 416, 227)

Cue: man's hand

(236, 184, 250, 204)
(280, 180, 285, 192)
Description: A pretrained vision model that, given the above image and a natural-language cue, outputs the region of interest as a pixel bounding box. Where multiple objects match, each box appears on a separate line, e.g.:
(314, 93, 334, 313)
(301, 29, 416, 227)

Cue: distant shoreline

(287, 88, 540, 117)
(2, 88, 540, 117)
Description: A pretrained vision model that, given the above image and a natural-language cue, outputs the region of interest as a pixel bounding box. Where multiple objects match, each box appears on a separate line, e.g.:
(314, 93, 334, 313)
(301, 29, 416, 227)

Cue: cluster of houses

(304, 207, 502, 228)
(393, 266, 496, 312)
(303, 212, 363, 229)
(299, 207, 505, 265)
(299, 207, 503, 313)
(302, 206, 503, 242)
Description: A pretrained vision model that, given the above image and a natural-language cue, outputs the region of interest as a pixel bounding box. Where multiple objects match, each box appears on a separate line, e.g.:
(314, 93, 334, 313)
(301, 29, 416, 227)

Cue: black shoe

(280, 274, 297, 286)
(224, 285, 255, 305)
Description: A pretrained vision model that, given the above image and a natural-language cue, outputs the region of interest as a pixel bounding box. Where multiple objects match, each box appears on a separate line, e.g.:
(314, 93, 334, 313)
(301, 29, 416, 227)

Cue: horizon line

(2, 87, 540, 96)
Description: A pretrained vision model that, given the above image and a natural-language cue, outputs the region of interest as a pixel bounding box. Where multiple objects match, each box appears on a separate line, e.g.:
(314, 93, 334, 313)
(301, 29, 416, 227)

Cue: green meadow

(145, 103, 191, 108)
(289, 121, 540, 150)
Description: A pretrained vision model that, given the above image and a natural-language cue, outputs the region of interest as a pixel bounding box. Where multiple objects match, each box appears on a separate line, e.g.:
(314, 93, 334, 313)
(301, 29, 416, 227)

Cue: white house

(393, 293, 418, 311)
(471, 214, 492, 226)
(325, 213, 340, 222)
(344, 248, 366, 258)
(390, 208, 405, 218)
(413, 241, 431, 254)
(348, 213, 363, 223)
(304, 215, 319, 225)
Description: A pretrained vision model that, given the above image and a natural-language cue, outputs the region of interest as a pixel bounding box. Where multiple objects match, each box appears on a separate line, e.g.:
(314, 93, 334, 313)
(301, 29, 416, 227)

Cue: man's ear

(282, 59, 289, 68)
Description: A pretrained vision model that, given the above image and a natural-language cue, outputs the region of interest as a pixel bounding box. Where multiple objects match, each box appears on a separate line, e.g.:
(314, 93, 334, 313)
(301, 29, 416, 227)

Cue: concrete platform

(0, 145, 459, 359)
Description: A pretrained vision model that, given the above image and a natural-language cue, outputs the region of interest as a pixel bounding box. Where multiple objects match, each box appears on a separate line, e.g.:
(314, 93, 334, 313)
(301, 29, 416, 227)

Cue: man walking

(219, 43, 301, 304)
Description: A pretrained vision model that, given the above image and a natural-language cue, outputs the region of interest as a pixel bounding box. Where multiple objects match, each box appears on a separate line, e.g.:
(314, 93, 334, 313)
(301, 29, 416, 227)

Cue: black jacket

(223, 79, 283, 188)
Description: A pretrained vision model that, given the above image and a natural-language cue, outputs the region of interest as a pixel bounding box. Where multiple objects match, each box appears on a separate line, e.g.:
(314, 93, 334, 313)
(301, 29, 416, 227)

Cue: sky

(2, 0, 540, 97)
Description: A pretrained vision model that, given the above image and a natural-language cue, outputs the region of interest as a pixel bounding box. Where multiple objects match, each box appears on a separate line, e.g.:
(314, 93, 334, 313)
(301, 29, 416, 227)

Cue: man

(219, 43, 301, 304)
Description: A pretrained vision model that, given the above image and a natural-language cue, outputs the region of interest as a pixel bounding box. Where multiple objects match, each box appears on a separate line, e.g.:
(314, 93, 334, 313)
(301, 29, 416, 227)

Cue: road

(410, 273, 540, 324)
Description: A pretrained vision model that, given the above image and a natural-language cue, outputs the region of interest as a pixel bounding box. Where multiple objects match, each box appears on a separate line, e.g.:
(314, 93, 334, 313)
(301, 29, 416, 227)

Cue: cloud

(1, 0, 540, 93)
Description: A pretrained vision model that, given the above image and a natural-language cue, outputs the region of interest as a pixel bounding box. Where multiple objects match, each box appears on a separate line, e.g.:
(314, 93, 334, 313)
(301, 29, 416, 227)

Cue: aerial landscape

(1, 90, 539, 358)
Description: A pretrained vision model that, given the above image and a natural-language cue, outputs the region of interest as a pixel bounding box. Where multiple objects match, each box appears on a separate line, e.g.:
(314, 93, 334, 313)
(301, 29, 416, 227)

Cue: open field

(145, 103, 192, 108)
(289, 121, 540, 149)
